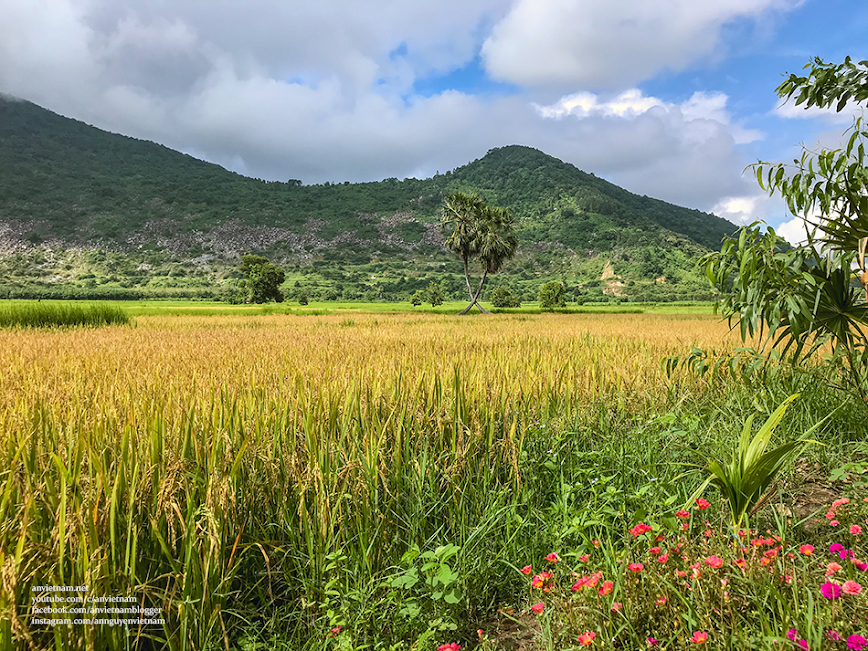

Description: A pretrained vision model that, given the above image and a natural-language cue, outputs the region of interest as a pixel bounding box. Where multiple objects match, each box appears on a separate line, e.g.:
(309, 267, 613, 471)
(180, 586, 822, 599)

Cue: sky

(1, 0, 866, 242)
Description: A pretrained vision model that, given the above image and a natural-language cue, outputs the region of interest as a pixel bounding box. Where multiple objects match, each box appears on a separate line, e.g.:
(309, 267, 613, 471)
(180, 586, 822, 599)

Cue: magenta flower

(821, 582, 842, 599)
(848, 635, 867, 651)
(830, 543, 844, 554)
(787, 629, 798, 642)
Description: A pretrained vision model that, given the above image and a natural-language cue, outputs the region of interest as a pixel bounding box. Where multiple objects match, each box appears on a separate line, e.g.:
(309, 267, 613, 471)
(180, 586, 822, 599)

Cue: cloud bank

(0, 0, 803, 218)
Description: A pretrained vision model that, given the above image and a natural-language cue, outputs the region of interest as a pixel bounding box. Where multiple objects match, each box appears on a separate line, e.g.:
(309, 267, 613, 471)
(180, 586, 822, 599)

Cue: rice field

(1, 312, 863, 650)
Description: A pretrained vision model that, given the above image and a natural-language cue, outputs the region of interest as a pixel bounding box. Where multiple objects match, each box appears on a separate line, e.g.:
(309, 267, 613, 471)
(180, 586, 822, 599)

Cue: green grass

(0, 301, 129, 327)
(0, 298, 717, 317)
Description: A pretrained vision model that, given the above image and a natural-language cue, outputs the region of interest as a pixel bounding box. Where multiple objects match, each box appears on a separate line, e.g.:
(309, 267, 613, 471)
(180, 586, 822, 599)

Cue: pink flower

(327, 625, 342, 638)
(530, 602, 545, 615)
(851, 525, 863, 536)
(647, 638, 659, 647)
(842, 580, 863, 595)
(799, 544, 814, 555)
(848, 635, 868, 651)
(630, 523, 653, 537)
(676, 509, 690, 518)
(787, 629, 798, 642)
(649, 546, 662, 555)
(797, 640, 808, 650)
(691, 631, 708, 644)
(827, 631, 843, 641)
(578, 554, 590, 563)
(832, 497, 850, 509)
(831, 520, 840, 527)
(830, 543, 844, 554)
(656, 596, 667, 605)
(545, 552, 560, 563)
(705, 555, 724, 569)
(598, 581, 614, 596)
(520, 565, 532, 575)
(437, 644, 460, 651)
(591, 539, 601, 547)
(821, 582, 842, 599)
(611, 602, 623, 612)
(695, 498, 710, 509)
(578, 631, 596, 646)
(628, 562, 644, 573)
(657, 553, 669, 564)
(826, 562, 843, 576)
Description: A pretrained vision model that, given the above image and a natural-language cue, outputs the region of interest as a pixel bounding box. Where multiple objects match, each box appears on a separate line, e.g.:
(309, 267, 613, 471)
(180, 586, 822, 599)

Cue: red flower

(520, 564, 532, 575)
(630, 523, 653, 537)
(530, 602, 545, 615)
(799, 544, 814, 555)
(628, 562, 645, 572)
(657, 553, 669, 564)
(676, 509, 690, 518)
(578, 631, 596, 646)
(695, 498, 710, 510)
(545, 552, 560, 563)
(578, 554, 590, 563)
(598, 581, 614, 596)
(691, 631, 708, 644)
(437, 644, 460, 651)
(705, 555, 723, 569)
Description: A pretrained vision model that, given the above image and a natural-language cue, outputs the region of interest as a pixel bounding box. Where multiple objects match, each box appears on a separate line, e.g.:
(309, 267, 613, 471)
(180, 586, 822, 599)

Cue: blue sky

(0, 0, 865, 241)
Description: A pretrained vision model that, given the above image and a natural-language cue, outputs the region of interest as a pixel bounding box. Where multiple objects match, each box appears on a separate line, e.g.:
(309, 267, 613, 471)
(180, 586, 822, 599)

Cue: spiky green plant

(693, 394, 821, 528)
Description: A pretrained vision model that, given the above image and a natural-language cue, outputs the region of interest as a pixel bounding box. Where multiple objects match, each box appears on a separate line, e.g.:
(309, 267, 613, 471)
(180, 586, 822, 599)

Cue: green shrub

(490, 286, 521, 308)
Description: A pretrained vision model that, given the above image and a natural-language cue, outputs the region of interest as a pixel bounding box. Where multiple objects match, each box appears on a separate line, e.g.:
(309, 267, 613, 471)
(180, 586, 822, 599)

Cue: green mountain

(0, 95, 735, 302)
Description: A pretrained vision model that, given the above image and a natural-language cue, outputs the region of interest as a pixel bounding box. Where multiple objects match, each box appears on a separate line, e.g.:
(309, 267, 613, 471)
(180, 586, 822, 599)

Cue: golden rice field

(0, 312, 747, 650)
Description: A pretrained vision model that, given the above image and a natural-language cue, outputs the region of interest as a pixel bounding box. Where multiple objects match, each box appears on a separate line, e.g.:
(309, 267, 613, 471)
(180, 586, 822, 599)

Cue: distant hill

(0, 95, 735, 302)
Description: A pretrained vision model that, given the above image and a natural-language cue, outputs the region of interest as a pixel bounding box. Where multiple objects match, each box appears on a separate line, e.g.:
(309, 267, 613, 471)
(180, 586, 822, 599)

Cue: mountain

(0, 95, 735, 302)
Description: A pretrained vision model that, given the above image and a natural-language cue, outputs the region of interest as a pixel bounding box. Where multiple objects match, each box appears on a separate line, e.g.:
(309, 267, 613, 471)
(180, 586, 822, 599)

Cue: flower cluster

(500, 495, 868, 650)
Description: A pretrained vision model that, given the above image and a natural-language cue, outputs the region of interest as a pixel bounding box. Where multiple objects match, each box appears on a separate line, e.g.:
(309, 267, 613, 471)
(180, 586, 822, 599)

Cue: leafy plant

(692, 394, 820, 528)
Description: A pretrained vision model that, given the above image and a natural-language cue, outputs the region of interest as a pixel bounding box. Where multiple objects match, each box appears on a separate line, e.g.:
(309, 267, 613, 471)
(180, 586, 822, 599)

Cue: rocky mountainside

(0, 95, 735, 302)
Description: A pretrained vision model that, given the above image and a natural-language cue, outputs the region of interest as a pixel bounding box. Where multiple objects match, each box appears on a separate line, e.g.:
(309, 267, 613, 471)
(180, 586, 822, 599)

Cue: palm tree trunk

(458, 268, 491, 314)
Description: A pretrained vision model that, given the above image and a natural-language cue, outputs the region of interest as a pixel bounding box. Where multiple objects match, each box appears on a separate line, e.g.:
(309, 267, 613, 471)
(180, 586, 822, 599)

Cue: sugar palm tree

(441, 191, 518, 315)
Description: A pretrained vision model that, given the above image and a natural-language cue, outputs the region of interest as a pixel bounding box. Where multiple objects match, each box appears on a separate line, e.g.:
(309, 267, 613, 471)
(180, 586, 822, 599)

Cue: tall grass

(0, 301, 129, 327)
(0, 313, 859, 650)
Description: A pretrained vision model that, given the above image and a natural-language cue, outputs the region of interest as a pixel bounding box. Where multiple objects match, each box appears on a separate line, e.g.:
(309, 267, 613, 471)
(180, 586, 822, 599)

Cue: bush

(490, 286, 521, 308)
(539, 280, 566, 309)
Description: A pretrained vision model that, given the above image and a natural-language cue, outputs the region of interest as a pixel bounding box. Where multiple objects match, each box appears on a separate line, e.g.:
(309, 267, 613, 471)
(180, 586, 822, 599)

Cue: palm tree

(441, 191, 518, 315)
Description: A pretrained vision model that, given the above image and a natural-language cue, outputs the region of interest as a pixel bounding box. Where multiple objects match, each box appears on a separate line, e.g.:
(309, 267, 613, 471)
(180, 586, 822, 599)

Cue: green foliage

(692, 394, 818, 528)
(410, 290, 424, 306)
(425, 281, 445, 307)
(441, 191, 517, 313)
(704, 56, 868, 400)
(489, 285, 521, 308)
(240, 254, 285, 303)
(0, 302, 129, 327)
(538, 280, 566, 309)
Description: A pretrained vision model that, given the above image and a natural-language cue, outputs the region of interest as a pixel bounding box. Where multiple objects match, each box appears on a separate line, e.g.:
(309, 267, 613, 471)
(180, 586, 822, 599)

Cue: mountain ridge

(0, 95, 735, 302)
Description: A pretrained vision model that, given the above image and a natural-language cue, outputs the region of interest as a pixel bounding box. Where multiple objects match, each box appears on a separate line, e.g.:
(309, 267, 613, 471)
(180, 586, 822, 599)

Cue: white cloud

(482, 0, 801, 89)
(0, 0, 774, 216)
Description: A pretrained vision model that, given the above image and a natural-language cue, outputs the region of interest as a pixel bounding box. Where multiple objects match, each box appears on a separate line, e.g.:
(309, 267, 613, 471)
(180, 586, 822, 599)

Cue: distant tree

(441, 191, 518, 314)
(490, 286, 521, 308)
(539, 281, 566, 309)
(411, 289, 425, 306)
(239, 254, 285, 303)
(297, 289, 309, 305)
(426, 281, 445, 307)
